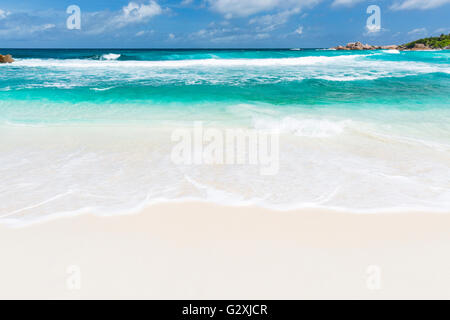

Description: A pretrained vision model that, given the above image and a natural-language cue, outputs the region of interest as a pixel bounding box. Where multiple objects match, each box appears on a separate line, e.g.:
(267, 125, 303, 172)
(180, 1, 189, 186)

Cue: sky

(0, 0, 449, 48)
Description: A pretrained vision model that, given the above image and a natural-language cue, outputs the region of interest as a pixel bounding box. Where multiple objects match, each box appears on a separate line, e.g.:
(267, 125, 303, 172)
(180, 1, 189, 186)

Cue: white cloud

(0, 9, 10, 19)
(191, 28, 218, 38)
(168, 33, 175, 39)
(136, 30, 154, 36)
(434, 27, 450, 34)
(210, 33, 252, 43)
(249, 8, 300, 32)
(0, 2, 164, 41)
(26, 24, 56, 33)
(190, 1, 317, 43)
(255, 33, 270, 39)
(189, 24, 246, 42)
(86, 1, 165, 35)
(408, 27, 427, 35)
(0, 23, 56, 38)
(41, 24, 56, 31)
(207, 0, 321, 18)
(295, 26, 303, 35)
(121, 1, 162, 23)
(208, 0, 278, 17)
(331, 0, 364, 7)
(391, 0, 450, 10)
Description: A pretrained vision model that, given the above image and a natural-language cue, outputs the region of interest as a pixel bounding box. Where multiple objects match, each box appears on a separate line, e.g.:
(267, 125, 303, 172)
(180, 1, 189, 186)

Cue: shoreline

(4, 199, 450, 229)
(1, 202, 450, 299)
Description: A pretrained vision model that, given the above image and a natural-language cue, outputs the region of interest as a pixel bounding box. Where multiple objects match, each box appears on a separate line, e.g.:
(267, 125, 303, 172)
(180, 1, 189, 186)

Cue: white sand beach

(1, 203, 450, 300)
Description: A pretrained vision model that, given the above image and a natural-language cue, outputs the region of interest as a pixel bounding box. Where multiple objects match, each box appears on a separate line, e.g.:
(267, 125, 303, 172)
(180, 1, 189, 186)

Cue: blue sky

(0, 0, 449, 48)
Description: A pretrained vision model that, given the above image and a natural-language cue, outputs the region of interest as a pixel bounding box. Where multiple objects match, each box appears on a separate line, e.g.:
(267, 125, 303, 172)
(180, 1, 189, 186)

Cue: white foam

(90, 87, 115, 91)
(13, 54, 366, 68)
(382, 49, 400, 54)
(8, 55, 449, 87)
(101, 53, 121, 61)
(1, 117, 450, 227)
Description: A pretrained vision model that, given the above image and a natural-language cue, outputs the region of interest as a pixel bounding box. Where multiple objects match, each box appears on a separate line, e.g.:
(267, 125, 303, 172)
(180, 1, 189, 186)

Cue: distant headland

(334, 33, 450, 51)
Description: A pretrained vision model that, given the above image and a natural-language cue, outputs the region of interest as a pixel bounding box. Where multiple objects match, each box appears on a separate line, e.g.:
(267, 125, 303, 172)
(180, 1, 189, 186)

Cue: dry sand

(1, 202, 450, 299)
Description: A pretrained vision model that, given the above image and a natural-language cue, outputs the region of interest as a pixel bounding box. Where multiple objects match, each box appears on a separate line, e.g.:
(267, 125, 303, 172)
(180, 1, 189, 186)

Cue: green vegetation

(403, 33, 450, 49)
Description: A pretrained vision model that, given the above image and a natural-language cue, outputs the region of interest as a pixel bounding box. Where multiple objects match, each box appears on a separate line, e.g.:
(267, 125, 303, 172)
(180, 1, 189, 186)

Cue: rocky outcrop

(0, 54, 14, 63)
(334, 42, 398, 51)
(409, 43, 433, 50)
(347, 42, 364, 50)
(333, 41, 440, 51)
(380, 45, 399, 50)
(334, 34, 450, 51)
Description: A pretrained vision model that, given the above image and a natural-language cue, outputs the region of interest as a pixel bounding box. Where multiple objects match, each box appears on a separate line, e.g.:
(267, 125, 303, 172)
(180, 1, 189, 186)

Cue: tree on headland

(403, 33, 450, 49)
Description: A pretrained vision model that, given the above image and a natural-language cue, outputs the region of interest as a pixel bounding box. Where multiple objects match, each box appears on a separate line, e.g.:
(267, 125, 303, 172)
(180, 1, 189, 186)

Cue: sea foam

(101, 53, 121, 60)
(12, 54, 366, 68)
(1, 112, 450, 227)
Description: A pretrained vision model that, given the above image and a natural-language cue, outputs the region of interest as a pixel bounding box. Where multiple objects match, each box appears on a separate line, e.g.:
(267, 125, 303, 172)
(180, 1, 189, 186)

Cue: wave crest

(101, 53, 121, 61)
(12, 54, 366, 68)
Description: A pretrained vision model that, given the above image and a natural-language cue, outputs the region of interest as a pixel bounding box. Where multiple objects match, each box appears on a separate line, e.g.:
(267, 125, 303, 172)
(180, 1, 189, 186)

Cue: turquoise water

(1, 49, 450, 224)
(1, 49, 449, 125)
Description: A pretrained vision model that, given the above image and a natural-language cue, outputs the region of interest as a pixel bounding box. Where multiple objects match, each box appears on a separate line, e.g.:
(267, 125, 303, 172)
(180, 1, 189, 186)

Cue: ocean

(1, 48, 449, 224)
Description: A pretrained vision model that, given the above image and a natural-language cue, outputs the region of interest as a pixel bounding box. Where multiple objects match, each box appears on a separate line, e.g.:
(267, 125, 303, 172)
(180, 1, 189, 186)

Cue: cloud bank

(391, 0, 450, 10)
(207, 0, 321, 18)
